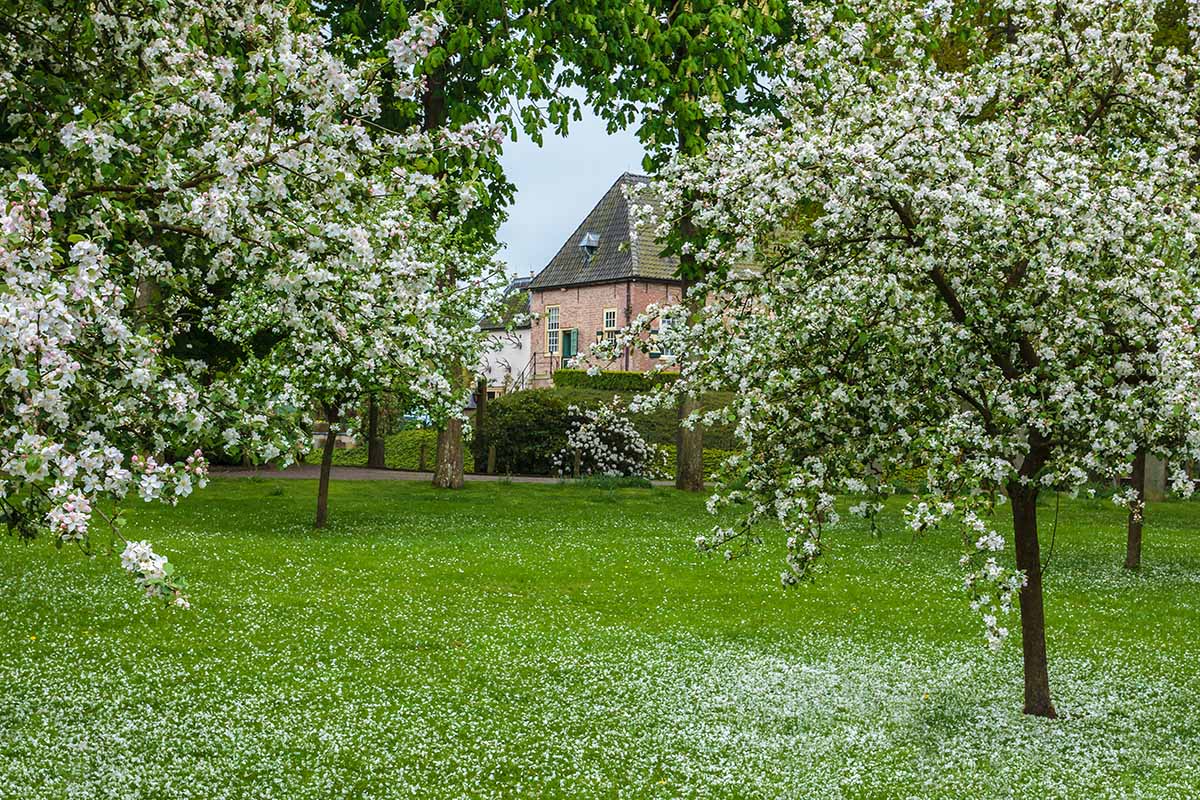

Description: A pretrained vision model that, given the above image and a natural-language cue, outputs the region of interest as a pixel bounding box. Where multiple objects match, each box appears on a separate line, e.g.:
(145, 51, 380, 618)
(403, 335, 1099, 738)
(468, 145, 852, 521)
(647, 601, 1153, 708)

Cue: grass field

(1, 479, 1198, 799)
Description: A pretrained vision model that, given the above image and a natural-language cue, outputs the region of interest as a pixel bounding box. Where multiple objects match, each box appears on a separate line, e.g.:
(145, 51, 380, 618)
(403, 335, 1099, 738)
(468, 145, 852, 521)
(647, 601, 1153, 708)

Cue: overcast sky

(497, 102, 647, 279)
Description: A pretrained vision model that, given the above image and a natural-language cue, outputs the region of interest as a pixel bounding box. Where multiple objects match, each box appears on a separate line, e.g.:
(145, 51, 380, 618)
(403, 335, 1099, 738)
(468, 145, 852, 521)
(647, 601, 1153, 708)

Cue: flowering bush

(555, 402, 668, 480)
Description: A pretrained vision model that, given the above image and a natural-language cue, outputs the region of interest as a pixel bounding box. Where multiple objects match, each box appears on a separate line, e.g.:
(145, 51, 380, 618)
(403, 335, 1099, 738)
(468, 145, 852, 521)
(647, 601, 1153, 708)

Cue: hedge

(306, 428, 475, 472)
(476, 388, 740, 475)
(304, 428, 735, 481)
(302, 388, 739, 479)
(552, 369, 677, 392)
(479, 389, 573, 476)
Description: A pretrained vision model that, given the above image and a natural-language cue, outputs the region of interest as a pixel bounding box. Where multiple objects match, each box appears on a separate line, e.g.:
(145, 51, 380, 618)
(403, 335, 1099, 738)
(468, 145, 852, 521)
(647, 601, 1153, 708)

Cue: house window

(546, 305, 560, 354)
(562, 329, 579, 360)
(603, 308, 618, 344)
(653, 314, 672, 357)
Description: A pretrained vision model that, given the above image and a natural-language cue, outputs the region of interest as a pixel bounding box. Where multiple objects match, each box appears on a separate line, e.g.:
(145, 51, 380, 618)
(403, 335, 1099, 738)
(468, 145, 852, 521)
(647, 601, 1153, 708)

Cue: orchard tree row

(1, 1, 506, 599)
(1, 0, 796, 594)
(6, 0, 1200, 721)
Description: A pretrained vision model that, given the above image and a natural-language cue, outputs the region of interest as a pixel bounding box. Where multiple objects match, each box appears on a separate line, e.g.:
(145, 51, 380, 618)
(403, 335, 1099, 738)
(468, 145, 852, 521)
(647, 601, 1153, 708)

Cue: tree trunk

(316, 404, 339, 529)
(1125, 447, 1146, 571)
(472, 377, 488, 473)
(134, 278, 161, 313)
(367, 395, 385, 469)
(676, 393, 704, 491)
(1144, 454, 1167, 502)
(432, 419, 465, 489)
(673, 270, 704, 493)
(1009, 484, 1057, 718)
(420, 65, 466, 490)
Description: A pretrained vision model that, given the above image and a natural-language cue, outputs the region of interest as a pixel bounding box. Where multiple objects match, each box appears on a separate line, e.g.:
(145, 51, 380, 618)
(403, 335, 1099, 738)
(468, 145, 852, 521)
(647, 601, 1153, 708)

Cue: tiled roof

(528, 173, 679, 290)
(479, 275, 532, 330)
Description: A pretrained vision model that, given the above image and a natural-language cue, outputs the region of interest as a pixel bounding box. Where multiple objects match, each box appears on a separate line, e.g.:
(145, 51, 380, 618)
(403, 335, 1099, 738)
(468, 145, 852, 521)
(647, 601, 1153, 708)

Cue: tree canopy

(0, 0, 503, 592)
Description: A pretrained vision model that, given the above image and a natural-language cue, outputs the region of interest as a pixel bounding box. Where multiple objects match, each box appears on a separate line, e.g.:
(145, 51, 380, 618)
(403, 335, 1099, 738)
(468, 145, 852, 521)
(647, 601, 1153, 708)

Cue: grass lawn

(1, 480, 1198, 799)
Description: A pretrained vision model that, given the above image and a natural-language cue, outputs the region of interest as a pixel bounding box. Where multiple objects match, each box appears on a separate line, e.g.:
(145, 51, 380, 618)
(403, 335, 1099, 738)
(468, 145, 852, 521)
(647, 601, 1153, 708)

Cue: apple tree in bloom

(639, 0, 1200, 717)
(1, 186, 203, 606)
(0, 2, 502, 588)
(207, 11, 509, 527)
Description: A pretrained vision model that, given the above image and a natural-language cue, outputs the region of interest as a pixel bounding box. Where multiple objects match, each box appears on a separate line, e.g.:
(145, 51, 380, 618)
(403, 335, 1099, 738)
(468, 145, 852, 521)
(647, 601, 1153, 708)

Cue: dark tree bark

(315, 404, 340, 529)
(1008, 482, 1057, 718)
(433, 419, 465, 489)
(422, 69, 467, 490)
(1125, 447, 1146, 571)
(366, 395, 385, 469)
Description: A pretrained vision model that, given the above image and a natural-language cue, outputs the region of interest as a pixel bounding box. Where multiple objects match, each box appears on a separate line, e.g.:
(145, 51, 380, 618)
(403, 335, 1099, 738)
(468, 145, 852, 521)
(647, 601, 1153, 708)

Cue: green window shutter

(562, 329, 578, 359)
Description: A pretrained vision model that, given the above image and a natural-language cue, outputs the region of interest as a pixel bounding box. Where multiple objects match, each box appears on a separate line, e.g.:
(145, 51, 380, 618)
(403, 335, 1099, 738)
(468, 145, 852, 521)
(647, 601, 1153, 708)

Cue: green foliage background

(309, 386, 737, 477)
(551, 369, 678, 391)
(309, 428, 476, 473)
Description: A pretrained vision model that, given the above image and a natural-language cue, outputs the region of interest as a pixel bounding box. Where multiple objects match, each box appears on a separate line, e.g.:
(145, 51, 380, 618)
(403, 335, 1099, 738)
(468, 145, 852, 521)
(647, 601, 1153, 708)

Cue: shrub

(549, 386, 739, 450)
(476, 388, 739, 478)
(480, 389, 573, 475)
(552, 369, 677, 392)
(554, 401, 669, 479)
(305, 422, 736, 482)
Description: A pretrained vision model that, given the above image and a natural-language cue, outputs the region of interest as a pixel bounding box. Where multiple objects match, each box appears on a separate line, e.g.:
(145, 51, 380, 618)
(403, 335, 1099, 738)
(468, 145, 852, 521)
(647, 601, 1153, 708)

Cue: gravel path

(211, 464, 569, 483)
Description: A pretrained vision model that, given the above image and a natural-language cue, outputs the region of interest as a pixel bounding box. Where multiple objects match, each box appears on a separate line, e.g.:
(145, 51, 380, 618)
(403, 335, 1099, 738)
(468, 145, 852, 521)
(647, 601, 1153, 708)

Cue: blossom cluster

(120, 540, 189, 608)
(1111, 485, 1146, 524)
(554, 402, 668, 480)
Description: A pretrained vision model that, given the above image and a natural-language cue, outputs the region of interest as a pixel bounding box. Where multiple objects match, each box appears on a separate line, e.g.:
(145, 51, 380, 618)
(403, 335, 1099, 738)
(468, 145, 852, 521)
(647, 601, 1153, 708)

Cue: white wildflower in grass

(6, 482, 1199, 798)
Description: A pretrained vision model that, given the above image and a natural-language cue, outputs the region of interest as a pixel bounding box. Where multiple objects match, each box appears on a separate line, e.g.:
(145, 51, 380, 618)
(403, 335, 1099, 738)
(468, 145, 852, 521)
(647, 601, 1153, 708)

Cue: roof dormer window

(579, 232, 600, 262)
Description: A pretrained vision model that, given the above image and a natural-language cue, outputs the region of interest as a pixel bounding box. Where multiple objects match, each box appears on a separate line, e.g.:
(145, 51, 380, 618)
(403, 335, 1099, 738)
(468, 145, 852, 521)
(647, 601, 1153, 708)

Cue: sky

(496, 101, 647, 280)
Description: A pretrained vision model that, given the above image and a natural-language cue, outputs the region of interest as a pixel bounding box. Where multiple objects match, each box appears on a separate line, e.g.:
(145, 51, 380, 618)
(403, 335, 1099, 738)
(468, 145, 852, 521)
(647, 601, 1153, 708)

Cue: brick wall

(529, 280, 683, 386)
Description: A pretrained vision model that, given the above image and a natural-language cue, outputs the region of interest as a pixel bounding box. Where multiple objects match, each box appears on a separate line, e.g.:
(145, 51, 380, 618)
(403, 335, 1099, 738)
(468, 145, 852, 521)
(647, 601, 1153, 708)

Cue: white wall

(480, 328, 532, 392)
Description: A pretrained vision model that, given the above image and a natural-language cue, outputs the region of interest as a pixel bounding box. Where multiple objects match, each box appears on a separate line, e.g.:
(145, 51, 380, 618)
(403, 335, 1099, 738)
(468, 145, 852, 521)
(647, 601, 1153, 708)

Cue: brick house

(527, 173, 682, 386)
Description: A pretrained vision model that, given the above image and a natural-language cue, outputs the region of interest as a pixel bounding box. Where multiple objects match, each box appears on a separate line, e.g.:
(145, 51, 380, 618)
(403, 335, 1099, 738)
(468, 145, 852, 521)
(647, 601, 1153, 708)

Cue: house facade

(478, 275, 534, 398)
(527, 173, 682, 387)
